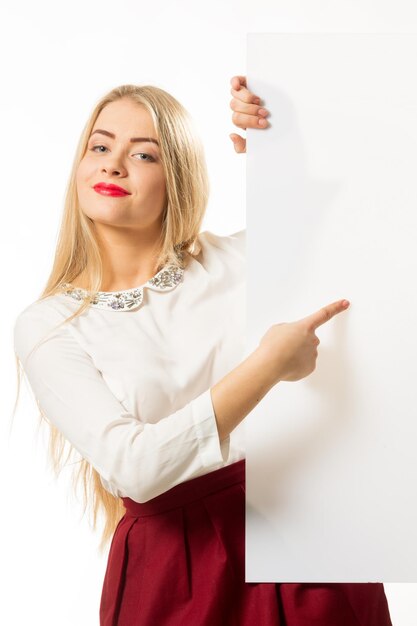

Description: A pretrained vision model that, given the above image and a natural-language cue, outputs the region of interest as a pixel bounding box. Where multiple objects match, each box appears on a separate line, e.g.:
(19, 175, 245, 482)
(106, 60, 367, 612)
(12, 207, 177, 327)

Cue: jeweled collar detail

(58, 264, 184, 311)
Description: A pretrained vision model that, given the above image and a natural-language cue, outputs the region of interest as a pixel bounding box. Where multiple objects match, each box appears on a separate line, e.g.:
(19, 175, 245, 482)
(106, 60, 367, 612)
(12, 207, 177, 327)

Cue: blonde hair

(12, 83, 210, 554)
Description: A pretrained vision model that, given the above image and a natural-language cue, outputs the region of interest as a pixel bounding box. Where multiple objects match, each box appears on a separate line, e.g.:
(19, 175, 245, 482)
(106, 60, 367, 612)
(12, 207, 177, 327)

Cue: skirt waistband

(121, 458, 246, 518)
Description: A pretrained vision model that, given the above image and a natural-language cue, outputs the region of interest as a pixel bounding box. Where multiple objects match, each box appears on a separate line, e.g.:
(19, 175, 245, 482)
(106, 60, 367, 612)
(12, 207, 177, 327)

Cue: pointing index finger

(302, 299, 350, 331)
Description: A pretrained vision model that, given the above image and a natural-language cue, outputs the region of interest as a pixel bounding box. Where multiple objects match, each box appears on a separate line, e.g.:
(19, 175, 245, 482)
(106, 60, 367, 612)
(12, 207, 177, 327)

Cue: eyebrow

(90, 129, 159, 146)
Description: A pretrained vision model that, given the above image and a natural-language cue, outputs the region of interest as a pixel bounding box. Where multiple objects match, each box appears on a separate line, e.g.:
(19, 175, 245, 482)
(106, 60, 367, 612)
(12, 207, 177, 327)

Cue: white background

(245, 32, 417, 584)
(1, 0, 417, 624)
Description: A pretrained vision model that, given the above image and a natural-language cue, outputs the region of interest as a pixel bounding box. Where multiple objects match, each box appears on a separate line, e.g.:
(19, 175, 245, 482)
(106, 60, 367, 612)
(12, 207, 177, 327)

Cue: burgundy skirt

(99, 459, 392, 626)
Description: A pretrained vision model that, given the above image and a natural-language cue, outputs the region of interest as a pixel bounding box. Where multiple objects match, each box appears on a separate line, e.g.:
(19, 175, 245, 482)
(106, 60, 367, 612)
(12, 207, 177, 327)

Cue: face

(76, 98, 167, 231)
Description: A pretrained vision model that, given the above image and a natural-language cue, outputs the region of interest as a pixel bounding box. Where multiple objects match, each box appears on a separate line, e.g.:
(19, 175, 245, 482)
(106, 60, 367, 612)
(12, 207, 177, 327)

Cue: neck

(74, 221, 164, 291)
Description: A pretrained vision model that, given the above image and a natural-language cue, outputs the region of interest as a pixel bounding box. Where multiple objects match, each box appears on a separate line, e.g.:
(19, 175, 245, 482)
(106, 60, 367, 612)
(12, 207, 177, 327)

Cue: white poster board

(245, 33, 417, 582)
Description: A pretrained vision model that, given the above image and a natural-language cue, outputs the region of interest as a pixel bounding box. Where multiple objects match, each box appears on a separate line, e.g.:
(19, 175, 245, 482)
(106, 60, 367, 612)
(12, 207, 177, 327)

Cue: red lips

(93, 182, 131, 197)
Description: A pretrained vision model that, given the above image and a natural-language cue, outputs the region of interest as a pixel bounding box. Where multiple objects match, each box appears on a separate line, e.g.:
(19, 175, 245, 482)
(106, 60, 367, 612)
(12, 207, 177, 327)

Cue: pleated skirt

(99, 459, 393, 626)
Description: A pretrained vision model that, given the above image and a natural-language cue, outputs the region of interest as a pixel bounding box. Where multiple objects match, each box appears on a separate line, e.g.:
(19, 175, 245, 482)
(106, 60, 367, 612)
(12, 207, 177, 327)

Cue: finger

(301, 299, 350, 332)
(230, 97, 269, 119)
(230, 75, 247, 90)
(229, 134, 246, 153)
(231, 85, 261, 105)
(232, 110, 269, 130)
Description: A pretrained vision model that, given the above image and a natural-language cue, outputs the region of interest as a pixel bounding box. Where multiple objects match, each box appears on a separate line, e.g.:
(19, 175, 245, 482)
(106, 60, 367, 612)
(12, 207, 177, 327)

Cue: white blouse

(13, 229, 246, 503)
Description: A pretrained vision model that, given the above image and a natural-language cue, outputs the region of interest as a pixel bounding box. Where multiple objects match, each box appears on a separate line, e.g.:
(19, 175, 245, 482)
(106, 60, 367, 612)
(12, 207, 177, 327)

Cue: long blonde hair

(12, 83, 210, 554)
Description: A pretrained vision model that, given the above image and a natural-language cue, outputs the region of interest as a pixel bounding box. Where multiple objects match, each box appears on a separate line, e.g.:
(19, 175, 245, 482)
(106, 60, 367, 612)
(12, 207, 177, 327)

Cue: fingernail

(258, 118, 268, 126)
(254, 97, 261, 104)
(342, 300, 350, 307)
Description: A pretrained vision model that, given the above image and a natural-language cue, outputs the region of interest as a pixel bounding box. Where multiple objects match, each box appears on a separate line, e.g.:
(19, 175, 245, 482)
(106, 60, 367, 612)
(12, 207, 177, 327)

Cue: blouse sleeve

(13, 302, 230, 503)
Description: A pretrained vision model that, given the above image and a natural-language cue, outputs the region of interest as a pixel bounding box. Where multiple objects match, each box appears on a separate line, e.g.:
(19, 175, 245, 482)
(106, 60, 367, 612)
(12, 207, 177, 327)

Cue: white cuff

(191, 388, 230, 467)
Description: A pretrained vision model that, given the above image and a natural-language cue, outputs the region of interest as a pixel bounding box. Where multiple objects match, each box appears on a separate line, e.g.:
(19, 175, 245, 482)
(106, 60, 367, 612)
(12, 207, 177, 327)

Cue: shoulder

(14, 295, 66, 329)
(197, 228, 245, 257)
(13, 296, 68, 364)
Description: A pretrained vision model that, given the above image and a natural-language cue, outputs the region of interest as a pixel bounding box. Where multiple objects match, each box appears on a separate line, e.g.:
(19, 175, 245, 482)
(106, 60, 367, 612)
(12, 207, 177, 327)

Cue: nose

(101, 166, 126, 177)
(100, 151, 128, 177)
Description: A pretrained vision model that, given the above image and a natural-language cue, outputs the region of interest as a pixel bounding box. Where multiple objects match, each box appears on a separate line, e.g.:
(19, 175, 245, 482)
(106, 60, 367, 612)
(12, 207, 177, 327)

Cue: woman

(13, 75, 392, 625)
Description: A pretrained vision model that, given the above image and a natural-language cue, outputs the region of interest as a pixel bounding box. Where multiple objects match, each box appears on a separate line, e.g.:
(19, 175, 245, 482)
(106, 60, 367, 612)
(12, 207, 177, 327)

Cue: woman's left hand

(229, 75, 270, 154)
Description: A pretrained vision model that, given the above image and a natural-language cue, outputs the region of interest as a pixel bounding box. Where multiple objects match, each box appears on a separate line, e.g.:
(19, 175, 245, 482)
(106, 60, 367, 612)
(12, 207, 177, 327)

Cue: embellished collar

(57, 263, 184, 311)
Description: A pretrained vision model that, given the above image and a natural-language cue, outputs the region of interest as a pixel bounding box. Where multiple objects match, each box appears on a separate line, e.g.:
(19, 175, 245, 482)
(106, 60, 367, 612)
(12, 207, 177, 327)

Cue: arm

(13, 302, 273, 504)
(211, 348, 275, 442)
(13, 305, 230, 503)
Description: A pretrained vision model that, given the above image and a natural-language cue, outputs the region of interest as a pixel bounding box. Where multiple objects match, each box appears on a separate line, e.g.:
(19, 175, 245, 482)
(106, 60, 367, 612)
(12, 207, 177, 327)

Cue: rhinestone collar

(57, 263, 184, 311)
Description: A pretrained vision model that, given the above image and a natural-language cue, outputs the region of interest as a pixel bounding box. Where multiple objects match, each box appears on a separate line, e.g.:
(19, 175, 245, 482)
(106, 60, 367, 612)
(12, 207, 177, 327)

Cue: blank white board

(245, 33, 417, 582)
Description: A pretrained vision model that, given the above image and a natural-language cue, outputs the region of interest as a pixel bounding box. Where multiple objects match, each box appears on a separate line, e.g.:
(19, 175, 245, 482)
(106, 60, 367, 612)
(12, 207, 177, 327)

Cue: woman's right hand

(257, 299, 350, 384)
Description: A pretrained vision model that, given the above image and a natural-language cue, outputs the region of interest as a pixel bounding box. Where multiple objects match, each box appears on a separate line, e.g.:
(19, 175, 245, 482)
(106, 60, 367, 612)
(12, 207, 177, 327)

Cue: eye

(89, 145, 155, 162)
(90, 144, 108, 153)
(134, 153, 155, 162)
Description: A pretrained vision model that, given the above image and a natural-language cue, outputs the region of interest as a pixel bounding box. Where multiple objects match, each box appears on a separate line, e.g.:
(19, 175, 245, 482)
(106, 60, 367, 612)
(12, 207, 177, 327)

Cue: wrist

(248, 346, 281, 390)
